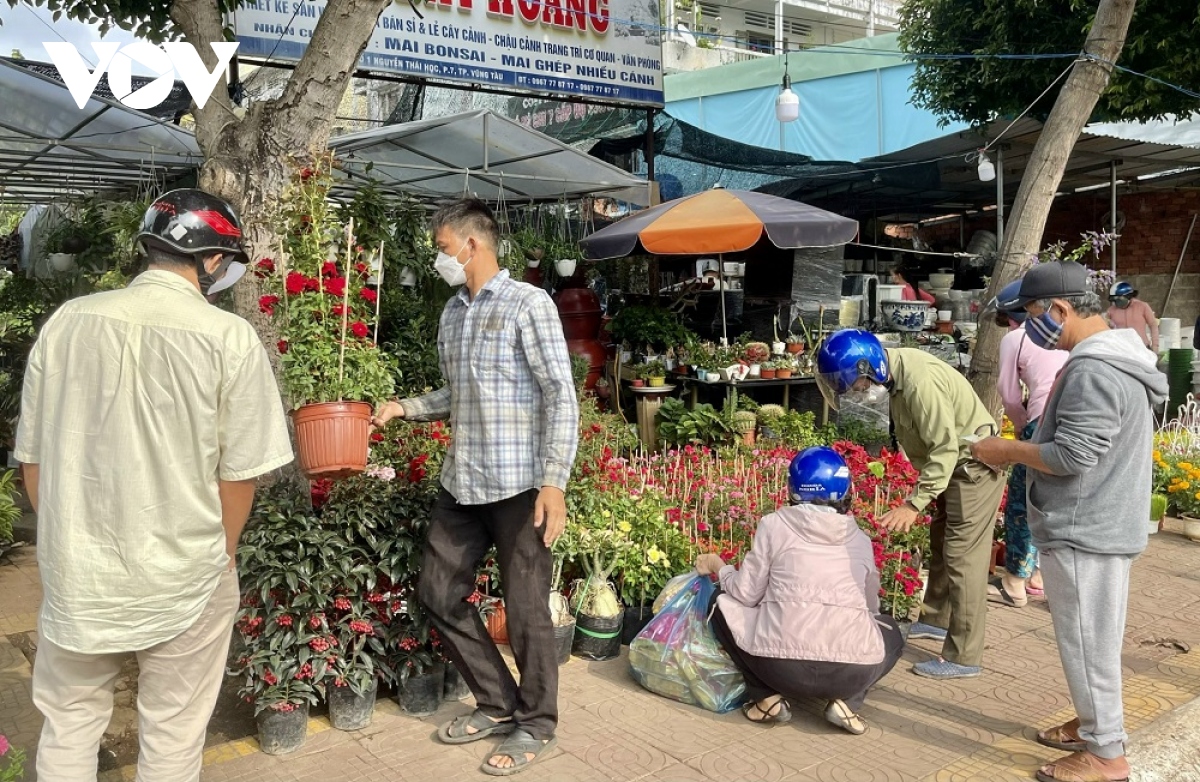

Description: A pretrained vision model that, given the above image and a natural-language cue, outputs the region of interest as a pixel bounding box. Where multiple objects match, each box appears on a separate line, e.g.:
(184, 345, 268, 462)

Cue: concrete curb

(1128, 695, 1200, 782)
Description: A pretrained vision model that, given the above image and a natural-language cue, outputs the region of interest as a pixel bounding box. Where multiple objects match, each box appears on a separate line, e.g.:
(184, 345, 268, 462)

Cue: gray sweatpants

(1040, 547, 1135, 759)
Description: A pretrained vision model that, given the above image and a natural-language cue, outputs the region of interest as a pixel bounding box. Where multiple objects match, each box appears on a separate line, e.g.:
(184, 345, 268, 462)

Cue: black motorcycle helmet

(136, 189, 248, 293)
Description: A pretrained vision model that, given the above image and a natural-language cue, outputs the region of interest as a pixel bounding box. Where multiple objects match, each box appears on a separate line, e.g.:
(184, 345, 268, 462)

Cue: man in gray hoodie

(972, 260, 1168, 782)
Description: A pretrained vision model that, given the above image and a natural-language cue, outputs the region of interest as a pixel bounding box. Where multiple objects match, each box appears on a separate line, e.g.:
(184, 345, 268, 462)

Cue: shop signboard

(230, 0, 664, 107)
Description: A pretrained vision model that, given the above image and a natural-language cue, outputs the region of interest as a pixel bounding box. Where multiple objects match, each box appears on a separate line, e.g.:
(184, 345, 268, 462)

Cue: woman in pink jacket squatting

(695, 447, 905, 734)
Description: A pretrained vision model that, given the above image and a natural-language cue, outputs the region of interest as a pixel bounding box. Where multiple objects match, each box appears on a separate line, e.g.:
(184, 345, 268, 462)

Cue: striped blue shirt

(401, 270, 580, 505)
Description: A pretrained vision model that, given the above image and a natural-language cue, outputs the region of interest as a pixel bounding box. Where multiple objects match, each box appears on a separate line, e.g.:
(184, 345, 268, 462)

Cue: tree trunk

(169, 0, 393, 490)
(967, 0, 1138, 419)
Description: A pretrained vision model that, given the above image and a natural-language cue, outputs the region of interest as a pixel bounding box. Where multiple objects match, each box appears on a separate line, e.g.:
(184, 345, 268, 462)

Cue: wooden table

(676, 374, 818, 408)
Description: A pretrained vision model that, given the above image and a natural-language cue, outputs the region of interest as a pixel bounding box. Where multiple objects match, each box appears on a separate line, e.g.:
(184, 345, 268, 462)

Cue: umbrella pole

(718, 254, 728, 345)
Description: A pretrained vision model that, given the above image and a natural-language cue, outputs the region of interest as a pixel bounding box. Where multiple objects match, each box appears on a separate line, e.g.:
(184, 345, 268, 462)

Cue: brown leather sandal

(1037, 718, 1087, 752)
(1035, 751, 1130, 782)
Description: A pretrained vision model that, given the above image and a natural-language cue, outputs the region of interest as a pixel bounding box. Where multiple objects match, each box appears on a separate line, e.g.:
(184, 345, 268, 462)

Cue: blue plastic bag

(628, 574, 746, 713)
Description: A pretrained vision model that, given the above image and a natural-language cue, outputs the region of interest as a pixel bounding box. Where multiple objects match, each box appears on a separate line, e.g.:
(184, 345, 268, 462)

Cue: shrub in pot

(259, 156, 395, 479)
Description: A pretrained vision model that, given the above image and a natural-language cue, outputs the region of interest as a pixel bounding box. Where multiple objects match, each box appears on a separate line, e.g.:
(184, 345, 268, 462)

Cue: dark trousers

(710, 596, 905, 712)
(418, 488, 558, 739)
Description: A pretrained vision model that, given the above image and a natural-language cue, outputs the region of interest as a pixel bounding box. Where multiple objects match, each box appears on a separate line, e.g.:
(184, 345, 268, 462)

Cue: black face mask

(196, 255, 235, 297)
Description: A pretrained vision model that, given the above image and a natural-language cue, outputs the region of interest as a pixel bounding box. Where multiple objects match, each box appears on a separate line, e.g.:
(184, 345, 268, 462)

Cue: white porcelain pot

(526, 259, 541, 268)
(664, 358, 677, 371)
(772, 341, 786, 355)
(1148, 517, 1160, 536)
(1185, 517, 1200, 542)
(499, 239, 513, 258)
(554, 259, 577, 278)
(48, 252, 76, 272)
(705, 371, 720, 382)
(929, 271, 955, 289)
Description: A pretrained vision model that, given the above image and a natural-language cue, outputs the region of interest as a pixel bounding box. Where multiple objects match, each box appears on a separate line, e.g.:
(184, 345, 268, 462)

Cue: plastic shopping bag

(652, 572, 695, 615)
(628, 574, 746, 713)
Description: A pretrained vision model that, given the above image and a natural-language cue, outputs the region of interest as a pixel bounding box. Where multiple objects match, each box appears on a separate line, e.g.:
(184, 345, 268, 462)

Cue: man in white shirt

(15, 190, 293, 782)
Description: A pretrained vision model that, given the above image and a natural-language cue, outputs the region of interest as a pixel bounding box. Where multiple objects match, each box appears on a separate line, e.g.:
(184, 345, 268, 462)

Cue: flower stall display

(230, 420, 448, 750)
(258, 157, 395, 478)
(834, 442, 930, 623)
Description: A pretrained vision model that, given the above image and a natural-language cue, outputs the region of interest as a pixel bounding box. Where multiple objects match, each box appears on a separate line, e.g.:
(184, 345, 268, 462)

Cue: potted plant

(644, 360, 667, 387)
(732, 410, 758, 446)
(549, 557, 577, 665)
(1163, 454, 1200, 540)
(629, 362, 647, 388)
(231, 488, 331, 755)
(559, 522, 627, 661)
(786, 333, 805, 355)
(261, 157, 395, 479)
(771, 314, 786, 356)
(759, 360, 778, 381)
(326, 609, 383, 731)
(743, 342, 769, 376)
(775, 357, 794, 380)
(1150, 493, 1168, 535)
(387, 620, 445, 717)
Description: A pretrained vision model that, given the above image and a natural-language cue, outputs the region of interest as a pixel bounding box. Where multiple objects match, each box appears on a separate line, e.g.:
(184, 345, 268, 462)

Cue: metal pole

(1163, 214, 1198, 316)
(995, 147, 1004, 250)
(719, 253, 728, 345)
(774, 0, 784, 54)
(1110, 160, 1119, 274)
(644, 108, 655, 184)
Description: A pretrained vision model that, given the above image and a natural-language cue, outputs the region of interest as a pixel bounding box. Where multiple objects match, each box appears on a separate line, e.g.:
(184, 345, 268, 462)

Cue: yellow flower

(1182, 481, 1193, 491)
(1181, 462, 1194, 471)
(1153, 450, 1162, 461)
(601, 510, 611, 519)
(647, 546, 663, 564)
(617, 520, 632, 533)
(1195, 492, 1200, 502)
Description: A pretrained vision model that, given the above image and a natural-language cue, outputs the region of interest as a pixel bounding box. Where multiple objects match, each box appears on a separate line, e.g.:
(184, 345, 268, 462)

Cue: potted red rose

(259, 156, 394, 479)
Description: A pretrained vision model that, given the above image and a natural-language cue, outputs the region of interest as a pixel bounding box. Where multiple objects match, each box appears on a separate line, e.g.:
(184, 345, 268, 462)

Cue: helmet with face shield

(815, 329, 889, 411)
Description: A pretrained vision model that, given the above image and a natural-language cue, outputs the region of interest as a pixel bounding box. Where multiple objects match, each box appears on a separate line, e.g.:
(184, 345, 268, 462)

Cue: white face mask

(433, 240, 471, 286)
(842, 383, 889, 407)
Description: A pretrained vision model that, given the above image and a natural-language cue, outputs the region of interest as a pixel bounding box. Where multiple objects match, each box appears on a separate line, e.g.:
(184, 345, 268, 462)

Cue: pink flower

(0, 734, 8, 756)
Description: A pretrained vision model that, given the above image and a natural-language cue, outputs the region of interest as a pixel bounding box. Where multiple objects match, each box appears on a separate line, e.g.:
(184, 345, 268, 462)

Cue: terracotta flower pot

(775, 369, 792, 379)
(786, 343, 804, 355)
(631, 379, 644, 388)
(759, 368, 777, 380)
(487, 602, 508, 645)
(292, 401, 372, 479)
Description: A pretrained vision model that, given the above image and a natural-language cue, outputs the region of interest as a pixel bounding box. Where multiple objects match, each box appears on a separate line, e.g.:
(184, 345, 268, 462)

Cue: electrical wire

(25, 4, 97, 68)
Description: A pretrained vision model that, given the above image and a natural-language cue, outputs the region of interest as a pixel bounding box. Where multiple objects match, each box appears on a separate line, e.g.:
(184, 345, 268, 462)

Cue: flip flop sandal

(437, 709, 516, 745)
(480, 728, 558, 776)
(1027, 585, 1046, 596)
(1036, 721, 1088, 752)
(1034, 751, 1129, 782)
(741, 699, 791, 724)
(987, 577, 1029, 607)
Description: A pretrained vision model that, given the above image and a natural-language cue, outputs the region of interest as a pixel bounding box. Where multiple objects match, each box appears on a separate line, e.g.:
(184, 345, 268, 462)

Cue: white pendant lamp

(775, 51, 799, 124)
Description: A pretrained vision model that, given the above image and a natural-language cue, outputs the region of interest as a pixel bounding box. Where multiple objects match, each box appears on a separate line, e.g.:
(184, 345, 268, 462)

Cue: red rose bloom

(332, 304, 347, 317)
(255, 258, 275, 277)
(321, 261, 338, 277)
(350, 321, 369, 339)
(371, 432, 384, 442)
(355, 262, 368, 275)
(325, 276, 347, 297)
(360, 288, 378, 304)
(277, 340, 288, 354)
(285, 271, 308, 296)
(258, 295, 279, 315)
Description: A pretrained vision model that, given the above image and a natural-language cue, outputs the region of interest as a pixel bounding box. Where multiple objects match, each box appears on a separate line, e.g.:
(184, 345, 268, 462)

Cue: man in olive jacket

(817, 330, 1005, 680)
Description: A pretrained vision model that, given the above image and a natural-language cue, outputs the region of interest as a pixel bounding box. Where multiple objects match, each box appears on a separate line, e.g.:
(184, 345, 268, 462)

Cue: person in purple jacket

(695, 447, 904, 735)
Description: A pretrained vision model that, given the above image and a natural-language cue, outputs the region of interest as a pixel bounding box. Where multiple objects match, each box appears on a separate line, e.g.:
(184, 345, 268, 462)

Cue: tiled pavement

(3, 525, 1200, 782)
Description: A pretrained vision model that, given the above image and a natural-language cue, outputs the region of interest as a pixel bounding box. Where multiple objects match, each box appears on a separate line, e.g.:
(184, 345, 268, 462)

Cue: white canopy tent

(330, 109, 652, 207)
(0, 58, 201, 204)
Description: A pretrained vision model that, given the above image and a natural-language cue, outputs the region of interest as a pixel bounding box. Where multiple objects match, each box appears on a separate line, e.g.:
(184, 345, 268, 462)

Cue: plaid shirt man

(401, 270, 579, 504)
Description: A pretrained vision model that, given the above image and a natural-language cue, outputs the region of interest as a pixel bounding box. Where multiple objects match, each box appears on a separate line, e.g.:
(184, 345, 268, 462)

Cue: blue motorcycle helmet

(815, 329, 889, 411)
(987, 279, 1027, 325)
(1109, 281, 1135, 308)
(789, 446, 853, 505)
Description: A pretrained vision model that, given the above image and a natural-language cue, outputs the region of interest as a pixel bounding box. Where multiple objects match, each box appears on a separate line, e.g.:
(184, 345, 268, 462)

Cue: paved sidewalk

(3, 525, 1200, 782)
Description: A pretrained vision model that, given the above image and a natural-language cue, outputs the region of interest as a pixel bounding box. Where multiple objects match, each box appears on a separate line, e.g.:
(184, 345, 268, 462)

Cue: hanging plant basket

(292, 401, 373, 479)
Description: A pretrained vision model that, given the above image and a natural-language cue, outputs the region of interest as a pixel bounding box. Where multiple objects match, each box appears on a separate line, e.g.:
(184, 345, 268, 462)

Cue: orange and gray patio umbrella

(580, 187, 859, 342)
(579, 187, 858, 260)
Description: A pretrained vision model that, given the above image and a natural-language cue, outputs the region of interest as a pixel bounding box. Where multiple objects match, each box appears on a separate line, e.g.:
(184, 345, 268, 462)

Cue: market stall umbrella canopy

(329, 109, 652, 206)
(579, 187, 859, 260)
